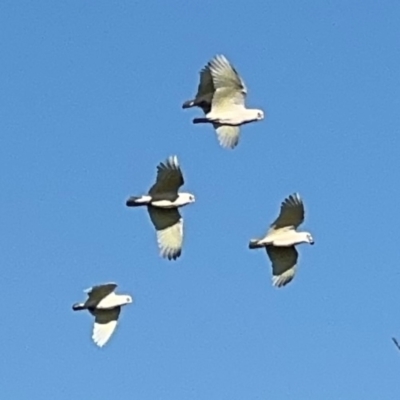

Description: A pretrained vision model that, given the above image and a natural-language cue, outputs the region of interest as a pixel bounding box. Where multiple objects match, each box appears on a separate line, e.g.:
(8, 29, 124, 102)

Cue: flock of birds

(73, 54, 315, 348)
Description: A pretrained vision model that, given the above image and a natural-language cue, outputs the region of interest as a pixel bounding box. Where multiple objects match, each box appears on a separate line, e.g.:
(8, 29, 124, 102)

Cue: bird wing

(269, 193, 305, 232)
(197, 66, 215, 97)
(208, 55, 247, 110)
(214, 125, 240, 149)
(91, 307, 121, 347)
(266, 246, 298, 288)
(195, 66, 215, 112)
(84, 283, 118, 308)
(148, 156, 184, 197)
(148, 206, 183, 260)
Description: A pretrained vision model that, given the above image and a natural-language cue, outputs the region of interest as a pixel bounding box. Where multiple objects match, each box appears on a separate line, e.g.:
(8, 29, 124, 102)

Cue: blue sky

(1, 0, 400, 398)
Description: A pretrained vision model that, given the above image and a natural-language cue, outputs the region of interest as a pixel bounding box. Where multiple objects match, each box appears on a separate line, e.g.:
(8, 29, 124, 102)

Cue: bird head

(306, 233, 314, 245)
(256, 110, 265, 120)
(125, 295, 134, 304)
(179, 192, 196, 205)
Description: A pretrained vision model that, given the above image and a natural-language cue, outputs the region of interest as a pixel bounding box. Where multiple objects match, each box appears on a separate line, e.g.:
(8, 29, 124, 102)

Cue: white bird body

(132, 192, 195, 209)
(255, 229, 311, 247)
(95, 292, 133, 309)
(205, 108, 262, 126)
(248, 194, 314, 288)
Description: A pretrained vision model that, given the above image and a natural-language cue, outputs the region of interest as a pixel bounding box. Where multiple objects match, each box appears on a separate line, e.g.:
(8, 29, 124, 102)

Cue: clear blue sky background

(1, 1, 399, 399)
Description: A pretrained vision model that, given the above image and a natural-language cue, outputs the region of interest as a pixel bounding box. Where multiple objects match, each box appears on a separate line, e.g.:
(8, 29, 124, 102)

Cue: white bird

(72, 283, 133, 347)
(183, 54, 265, 149)
(126, 155, 195, 260)
(248, 193, 314, 287)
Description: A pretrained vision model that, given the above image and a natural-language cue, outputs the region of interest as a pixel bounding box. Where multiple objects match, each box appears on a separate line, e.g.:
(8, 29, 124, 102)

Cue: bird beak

(310, 240, 315, 245)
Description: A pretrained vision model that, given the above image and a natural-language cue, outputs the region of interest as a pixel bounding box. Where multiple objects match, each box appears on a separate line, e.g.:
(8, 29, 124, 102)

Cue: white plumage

(91, 309, 120, 348)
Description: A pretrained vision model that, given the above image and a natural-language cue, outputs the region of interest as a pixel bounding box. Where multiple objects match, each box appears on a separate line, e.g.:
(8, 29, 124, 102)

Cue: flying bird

(126, 155, 195, 260)
(248, 193, 314, 287)
(183, 54, 265, 149)
(72, 283, 133, 347)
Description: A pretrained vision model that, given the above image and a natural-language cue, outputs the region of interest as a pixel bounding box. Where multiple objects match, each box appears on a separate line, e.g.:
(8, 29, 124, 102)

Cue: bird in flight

(126, 155, 195, 260)
(249, 193, 314, 287)
(183, 54, 265, 149)
(72, 283, 133, 347)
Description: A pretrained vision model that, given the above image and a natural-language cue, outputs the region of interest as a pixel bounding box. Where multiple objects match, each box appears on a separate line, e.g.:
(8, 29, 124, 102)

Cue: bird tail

(126, 195, 151, 207)
(72, 303, 86, 311)
(193, 117, 210, 124)
(182, 99, 195, 109)
(248, 240, 263, 249)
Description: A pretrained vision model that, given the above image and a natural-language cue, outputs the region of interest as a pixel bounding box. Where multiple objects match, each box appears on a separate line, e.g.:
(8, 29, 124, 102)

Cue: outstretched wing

(84, 283, 117, 308)
(214, 125, 240, 149)
(269, 193, 305, 231)
(266, 246, 298, 288)
(208, 54, 247, 110)
(149, 156, 184, 197)
(197, 66, 215, 98)
(90, 307, 121, 347)
(194, 66, 214, 113)
(148, 206, 183, 260)
(182, 65, 214, 114)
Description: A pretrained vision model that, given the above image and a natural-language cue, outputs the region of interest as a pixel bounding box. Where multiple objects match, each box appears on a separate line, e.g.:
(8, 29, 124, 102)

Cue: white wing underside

(267, 246, 298, 288)
(148, 206, 184, 260)
(214, 125, 240, 149)
(93, 320, 118, 347)
(156, 218, 184, 260)
(208, 55, 247, 112)
(272, 266, 297, 287)
(208, 55, 247, 93)
(91, 308, 120, 347)
(211, 89, 246, 112)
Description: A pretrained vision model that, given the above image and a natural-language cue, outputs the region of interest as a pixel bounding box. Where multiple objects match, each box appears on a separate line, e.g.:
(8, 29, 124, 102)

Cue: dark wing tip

(167, 249, 181, 261)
